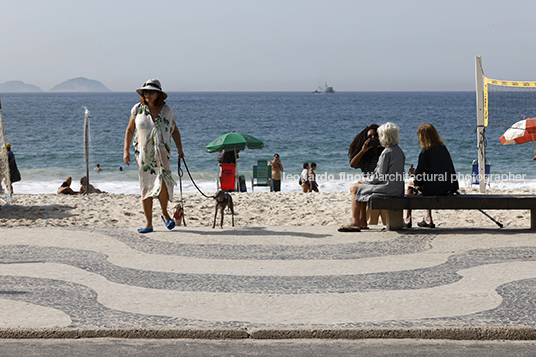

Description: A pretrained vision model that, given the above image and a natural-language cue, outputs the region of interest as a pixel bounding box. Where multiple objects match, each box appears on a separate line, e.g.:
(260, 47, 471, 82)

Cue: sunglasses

(143, 90, 157, 96)
(367, 133, 378, 139)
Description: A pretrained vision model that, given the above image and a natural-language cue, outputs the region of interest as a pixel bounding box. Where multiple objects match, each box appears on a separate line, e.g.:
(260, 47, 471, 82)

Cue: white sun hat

(136, 79, 168, 99)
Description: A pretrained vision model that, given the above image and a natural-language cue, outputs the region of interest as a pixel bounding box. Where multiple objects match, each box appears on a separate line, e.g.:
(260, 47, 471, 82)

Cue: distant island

(49, 77, 111, 92)
(0, 81, 43, 93)
(0, 77, 111, 93)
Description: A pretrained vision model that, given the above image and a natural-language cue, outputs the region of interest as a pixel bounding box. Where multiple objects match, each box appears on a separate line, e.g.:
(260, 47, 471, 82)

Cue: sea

(1, 91, 535, 195)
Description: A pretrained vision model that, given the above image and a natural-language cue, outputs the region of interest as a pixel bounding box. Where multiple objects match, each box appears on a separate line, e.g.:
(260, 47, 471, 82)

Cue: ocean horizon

(1, 91, 535, 195)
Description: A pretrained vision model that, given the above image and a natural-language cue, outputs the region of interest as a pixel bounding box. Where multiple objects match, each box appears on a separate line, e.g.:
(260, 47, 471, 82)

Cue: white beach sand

(0, 188, 533, 230)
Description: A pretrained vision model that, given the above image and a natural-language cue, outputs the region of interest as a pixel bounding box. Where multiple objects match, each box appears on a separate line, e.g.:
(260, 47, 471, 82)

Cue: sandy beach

(0, 188, 533, 230)
(2, 189, 536, 336)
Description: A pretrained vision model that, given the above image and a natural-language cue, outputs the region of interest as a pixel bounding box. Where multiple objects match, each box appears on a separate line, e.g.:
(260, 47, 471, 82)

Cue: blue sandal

(161, 216, 176, 230)
(138, 227, 153, 234)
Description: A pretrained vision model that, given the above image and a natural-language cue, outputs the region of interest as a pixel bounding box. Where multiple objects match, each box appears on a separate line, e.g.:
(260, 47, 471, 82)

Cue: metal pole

(84, 108, 90, 195)
(0, 97, 12, 200)
(475, 56, 486, 193)
(478, 209, 503, 228)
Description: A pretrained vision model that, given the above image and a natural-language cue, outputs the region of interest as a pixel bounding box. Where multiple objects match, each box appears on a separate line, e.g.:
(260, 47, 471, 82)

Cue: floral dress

(131, 103, 177, 201)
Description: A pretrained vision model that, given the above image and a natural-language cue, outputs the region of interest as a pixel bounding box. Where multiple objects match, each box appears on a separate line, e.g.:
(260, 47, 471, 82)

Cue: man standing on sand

(308, 162, 319, 192)
(6, 143, 21, 196)
(301, 163, 310, 193)
(268, 153, 284, 192)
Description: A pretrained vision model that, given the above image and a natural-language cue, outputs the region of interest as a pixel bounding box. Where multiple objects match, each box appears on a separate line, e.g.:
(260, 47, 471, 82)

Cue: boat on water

(312, 82, 335, 94)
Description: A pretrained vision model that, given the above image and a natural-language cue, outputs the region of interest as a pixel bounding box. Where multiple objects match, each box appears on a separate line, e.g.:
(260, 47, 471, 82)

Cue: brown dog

(213, 190, 234, 228)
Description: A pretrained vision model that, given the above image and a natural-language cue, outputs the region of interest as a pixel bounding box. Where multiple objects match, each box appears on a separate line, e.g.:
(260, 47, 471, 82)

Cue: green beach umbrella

(206, 131, 264, 153)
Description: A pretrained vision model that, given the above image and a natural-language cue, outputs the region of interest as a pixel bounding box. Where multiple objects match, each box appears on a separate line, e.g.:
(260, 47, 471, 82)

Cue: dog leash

(178, 157, 184, 200)
(179, 157, 215, 199)
(175, 158, 187, 226)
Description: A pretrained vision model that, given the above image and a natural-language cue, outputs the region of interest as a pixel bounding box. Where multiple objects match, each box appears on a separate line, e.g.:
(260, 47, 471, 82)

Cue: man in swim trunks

(268, 154, 284, 192)
(57, 177, 78, 195)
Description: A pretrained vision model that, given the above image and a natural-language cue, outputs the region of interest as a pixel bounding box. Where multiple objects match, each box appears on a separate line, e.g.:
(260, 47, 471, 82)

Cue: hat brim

(136, 87, 168, 100)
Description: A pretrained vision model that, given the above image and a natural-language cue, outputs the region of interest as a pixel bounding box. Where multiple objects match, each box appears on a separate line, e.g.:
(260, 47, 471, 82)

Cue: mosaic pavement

(0, 226, 536, 337)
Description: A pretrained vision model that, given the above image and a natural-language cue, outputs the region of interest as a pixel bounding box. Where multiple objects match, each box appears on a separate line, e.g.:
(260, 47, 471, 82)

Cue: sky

(1, 0, 536, 92)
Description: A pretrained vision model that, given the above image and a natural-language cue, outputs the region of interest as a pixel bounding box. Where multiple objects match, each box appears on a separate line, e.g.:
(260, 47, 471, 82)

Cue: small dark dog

(213, 190, 234, 228)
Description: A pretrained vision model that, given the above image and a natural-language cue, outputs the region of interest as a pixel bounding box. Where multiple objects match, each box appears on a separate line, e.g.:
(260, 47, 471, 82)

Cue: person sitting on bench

(404, 123, 459, 228)
(339, 122, 405, 232)
(347, 124, 385, 226)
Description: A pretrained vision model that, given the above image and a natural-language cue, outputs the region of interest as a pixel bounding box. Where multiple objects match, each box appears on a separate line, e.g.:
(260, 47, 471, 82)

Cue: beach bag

(298, 177, 303, 186)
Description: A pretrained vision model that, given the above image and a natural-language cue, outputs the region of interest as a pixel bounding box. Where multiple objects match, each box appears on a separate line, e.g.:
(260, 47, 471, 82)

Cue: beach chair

(251, 160, 271, 192)
(219, 163, 237, 192)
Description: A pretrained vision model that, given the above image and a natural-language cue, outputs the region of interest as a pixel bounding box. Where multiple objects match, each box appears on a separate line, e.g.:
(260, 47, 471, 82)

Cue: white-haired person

(338, 122, 405, 232)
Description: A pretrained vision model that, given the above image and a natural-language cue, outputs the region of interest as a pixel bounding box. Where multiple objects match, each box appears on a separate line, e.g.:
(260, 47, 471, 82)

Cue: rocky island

(0, 81, 43, 93)
(49, 77, 111, 92)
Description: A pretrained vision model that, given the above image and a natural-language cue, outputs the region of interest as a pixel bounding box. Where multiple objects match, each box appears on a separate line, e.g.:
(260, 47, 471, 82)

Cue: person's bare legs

(141, 197, 154, 229)
(57, 177, 78, 195)
(357, 201, 368, 228)
(424, 210, 433, 225)
(348, 181, 360, 227)
(404, 184, 413, 224)
(158, 180, 172, 223)
(404, 179, 433, 226)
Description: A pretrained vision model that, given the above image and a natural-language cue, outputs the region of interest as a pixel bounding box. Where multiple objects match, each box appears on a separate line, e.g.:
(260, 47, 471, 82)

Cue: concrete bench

(368, 194, 536, 231)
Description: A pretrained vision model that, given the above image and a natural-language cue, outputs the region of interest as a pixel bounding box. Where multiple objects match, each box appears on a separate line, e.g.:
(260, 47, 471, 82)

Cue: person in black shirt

(405, 123, 459, 228)
(349, 124, 384, 176)
(217, 149, 239, 164)
(6, 143, 20, 195)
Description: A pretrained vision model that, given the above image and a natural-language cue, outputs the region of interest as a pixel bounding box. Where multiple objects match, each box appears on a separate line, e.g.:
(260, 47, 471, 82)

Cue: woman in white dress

(124, 79, 184, 233)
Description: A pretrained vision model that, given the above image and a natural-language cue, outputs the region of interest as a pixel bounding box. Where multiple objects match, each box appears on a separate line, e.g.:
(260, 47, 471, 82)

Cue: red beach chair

(219, 163, 236, 191)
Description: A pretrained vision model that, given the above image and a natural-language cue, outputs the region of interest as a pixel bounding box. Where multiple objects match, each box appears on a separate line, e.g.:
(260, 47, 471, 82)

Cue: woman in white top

(124, 79, 185, 234)
(300, 163, 310, 193)
(339, 122, 405, 232)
